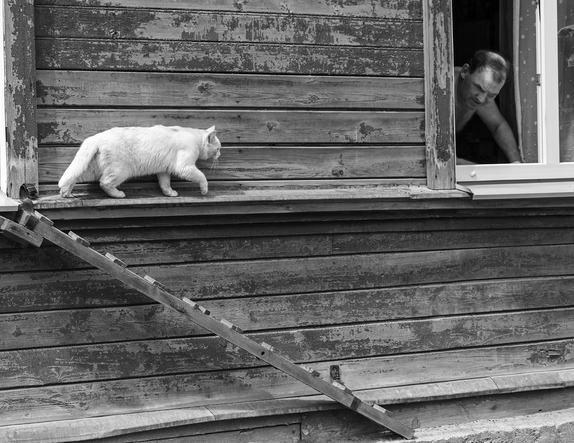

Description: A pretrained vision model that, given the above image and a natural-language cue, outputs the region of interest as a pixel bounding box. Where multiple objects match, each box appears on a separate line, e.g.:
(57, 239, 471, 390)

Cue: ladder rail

(12, 211, 415, 439)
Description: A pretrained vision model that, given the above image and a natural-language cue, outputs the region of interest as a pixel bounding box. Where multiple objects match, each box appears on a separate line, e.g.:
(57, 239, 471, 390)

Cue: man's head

(458, 50, 511, 111)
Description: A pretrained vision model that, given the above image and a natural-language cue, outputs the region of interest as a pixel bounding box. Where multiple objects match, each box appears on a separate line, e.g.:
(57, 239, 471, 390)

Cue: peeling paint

(4, 0, 38, 196)
(233, 0, 247, 12)
(197, 82, 212, 94)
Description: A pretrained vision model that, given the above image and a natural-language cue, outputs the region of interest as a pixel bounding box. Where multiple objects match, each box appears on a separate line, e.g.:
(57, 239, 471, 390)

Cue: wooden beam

(0, 215, 43, 247)
(3, 0, 38, 198)
(423, 0, 456, 190)
(34, 0, 423, 20)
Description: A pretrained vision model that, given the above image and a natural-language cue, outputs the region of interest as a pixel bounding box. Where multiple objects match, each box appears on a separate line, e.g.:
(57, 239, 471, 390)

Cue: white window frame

(457, 0, 574, 185)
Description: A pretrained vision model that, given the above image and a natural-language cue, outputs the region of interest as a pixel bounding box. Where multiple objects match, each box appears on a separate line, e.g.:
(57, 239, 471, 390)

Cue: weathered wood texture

(3, 0, 38, 198)
(33, 0, 426, 191)
(2, 209, 574, 428)
(35, 0, 423, 19)
(423, 0, 456, 189)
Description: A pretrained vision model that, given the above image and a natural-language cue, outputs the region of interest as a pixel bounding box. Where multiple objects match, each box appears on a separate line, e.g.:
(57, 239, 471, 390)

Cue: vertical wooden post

(423, 0, 456, 190)
(3, 0, 38, 198)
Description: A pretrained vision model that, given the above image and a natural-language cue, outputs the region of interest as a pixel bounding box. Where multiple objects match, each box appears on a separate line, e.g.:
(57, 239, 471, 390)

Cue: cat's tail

(58, 136, 99, 197)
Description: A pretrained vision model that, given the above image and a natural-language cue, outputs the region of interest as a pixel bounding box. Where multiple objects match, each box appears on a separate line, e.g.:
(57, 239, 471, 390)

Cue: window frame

(457, 0, 574, 186)
(1, 0, 7, 194)
(3, 0, 38, 199)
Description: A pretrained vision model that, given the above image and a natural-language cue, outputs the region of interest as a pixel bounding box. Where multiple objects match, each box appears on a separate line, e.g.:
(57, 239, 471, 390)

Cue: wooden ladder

(0, 204, 415, 439)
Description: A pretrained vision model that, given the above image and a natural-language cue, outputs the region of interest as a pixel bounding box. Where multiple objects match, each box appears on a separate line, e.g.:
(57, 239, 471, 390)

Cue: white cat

(58, 125, 221, 198)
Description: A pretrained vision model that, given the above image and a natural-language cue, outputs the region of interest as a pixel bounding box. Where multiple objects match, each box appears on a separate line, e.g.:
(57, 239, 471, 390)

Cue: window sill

(31, 183, 468, 219)
(0, 191, 20, 212)
(458, 180, 574, 200)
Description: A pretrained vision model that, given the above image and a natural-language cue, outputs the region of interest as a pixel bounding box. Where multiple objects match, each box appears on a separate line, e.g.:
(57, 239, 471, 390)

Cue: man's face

(459, 66, 505, 110)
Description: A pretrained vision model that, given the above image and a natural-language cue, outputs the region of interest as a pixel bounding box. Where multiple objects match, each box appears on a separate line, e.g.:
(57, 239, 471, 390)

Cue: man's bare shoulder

(475, 98, 505, 132)
(475, 100, 503, 119)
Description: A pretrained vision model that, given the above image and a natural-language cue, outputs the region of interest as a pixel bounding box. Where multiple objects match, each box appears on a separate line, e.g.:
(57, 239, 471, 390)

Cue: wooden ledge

(31, 183, 468, 219)
(2, 368, 573, 442)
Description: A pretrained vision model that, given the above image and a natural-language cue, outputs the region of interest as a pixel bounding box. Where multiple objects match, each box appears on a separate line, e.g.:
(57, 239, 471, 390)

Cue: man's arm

(476, 103, 523, 163)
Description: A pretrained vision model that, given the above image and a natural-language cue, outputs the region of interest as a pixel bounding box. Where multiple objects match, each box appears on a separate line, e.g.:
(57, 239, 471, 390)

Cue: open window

(456, 0, 574, 198)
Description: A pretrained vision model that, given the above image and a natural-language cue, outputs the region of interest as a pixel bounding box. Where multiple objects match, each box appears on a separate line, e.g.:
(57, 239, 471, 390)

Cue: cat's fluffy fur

(58, 125, 221, 198)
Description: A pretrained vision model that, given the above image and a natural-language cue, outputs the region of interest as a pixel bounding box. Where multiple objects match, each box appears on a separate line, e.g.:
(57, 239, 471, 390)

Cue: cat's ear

(205, 126, 217, 142)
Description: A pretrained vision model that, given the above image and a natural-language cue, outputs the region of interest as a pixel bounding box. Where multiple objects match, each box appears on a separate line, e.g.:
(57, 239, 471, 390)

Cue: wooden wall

(2, 208, 574, 430)
(33, 0, 426, 192)
(2, 1, 572, 440)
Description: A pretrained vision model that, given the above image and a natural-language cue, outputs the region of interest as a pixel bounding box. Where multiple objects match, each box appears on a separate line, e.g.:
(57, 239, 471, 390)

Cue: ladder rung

(181, 297, 210, 315)
(15, 211, 32, 226)
(302, 365, 322, 378)
(331, 380, 352, 394)
(372, 404, 390, 415)
(221, 318, 243, 333)
(181, 296, 198, 309)
(68, 231, 90, 247)
(105, 252, 127, 268)
(144, 275, 167, 291)
(35, 212, 54, 226)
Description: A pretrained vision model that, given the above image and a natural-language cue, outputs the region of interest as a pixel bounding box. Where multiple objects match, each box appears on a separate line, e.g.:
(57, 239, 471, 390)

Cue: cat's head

(201, 126, 221, 160)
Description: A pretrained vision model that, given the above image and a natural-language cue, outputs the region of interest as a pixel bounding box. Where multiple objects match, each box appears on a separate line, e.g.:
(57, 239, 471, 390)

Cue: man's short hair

(468, 50, 511, 83)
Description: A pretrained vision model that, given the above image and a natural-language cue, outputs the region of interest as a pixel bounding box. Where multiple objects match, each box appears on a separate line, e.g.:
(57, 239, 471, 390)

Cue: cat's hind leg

(176, 165, 208, 195)
(99, 174, 126, 198)
(157, 172, 178, 197)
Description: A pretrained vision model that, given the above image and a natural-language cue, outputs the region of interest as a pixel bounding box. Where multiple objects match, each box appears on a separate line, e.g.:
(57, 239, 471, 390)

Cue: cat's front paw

(60, 185, 74, 198)
(200, 186, 208, 195)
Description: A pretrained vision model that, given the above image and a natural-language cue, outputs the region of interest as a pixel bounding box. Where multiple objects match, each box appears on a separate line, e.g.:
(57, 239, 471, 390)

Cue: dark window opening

(453, 0, 508, 164)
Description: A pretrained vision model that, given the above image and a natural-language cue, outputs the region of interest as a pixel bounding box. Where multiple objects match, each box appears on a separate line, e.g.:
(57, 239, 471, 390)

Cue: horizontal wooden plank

(3, 223, 574, 273)
(38, 146, 425, 184)
(306, 388, 574, 440)
(2, 308, 574, 387)
(29, 213, 574, 240)
(3, 383, 574, 443)
(36, 179, 429, 199)
(2, 268, 574, 327)
(1, 338, 573, 426)
(35, 39, 424, 76)
(34, 0, 423, 20)
(36, 71, 425, 109)
(35, 7, 422, 48)
(0, 253, 573, 316)
(36, 110, 425, 145)
(3, 244, 574, 306)
(0, 410, 303, 443)
(0, 234, 333, 272)
(135, 423, 300, 443)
